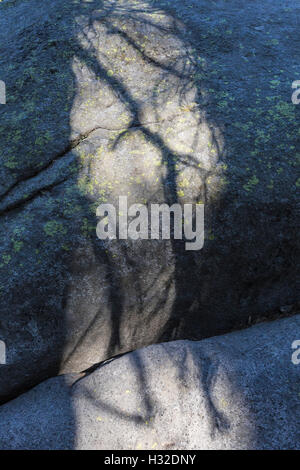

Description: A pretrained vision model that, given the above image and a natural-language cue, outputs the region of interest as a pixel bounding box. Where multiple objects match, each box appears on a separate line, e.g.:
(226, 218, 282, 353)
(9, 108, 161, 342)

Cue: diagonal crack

(0, 126, 105, 202)
(0, 174, 72, 217)
(0, 111, 198, 217)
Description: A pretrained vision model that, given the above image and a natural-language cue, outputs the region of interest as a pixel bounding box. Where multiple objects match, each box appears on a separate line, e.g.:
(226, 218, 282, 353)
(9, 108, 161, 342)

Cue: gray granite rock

(0, 315, 299, 450)
(0, 0, 299, 402)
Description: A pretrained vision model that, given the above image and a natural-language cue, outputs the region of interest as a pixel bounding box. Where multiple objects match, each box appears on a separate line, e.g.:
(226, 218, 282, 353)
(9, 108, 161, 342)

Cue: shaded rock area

(0, 315, 299, 450)
(0, 0, 299, 403)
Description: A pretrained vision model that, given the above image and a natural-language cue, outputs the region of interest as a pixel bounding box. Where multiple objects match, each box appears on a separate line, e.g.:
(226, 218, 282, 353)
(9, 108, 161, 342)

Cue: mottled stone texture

(0, 316, 299, 450)
(0, 0, 299, 402)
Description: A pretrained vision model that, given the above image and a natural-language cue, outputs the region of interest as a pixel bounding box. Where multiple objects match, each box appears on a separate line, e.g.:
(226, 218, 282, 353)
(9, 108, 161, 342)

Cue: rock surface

(0, 315, 299, 450)
(0, 0, 299, 402)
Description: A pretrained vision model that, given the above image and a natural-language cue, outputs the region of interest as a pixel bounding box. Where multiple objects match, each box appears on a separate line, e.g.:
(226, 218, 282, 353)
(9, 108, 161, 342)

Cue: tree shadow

(61, 0, 226, 373)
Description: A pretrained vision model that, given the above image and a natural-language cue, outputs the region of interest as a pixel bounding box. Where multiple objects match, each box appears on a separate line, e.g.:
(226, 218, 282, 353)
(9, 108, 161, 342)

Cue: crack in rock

(0, 113, 191, 216)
